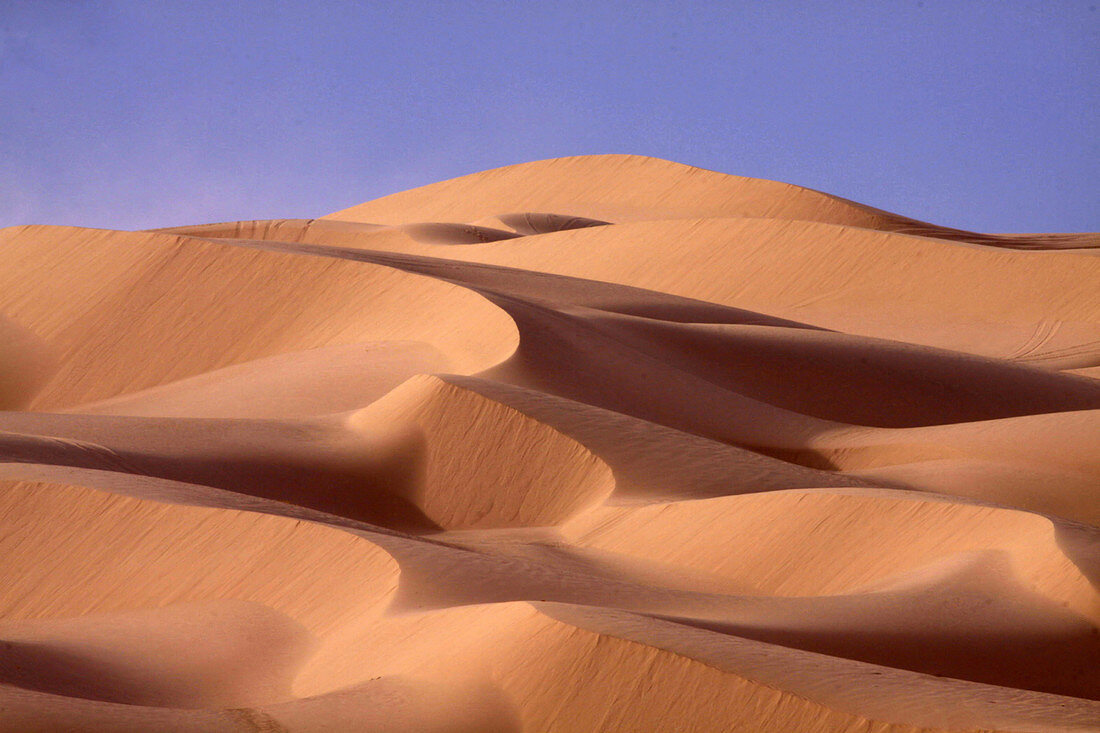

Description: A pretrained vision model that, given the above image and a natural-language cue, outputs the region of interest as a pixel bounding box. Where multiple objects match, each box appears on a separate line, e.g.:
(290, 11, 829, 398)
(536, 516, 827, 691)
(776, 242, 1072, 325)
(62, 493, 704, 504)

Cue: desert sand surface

(1, 154, 1099, 732)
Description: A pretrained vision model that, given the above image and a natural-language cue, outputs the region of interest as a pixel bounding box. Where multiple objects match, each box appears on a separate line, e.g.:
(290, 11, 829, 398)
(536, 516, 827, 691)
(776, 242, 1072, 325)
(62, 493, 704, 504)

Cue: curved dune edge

(1, 154, 1099, 731)
(165, 214, 1100, 367)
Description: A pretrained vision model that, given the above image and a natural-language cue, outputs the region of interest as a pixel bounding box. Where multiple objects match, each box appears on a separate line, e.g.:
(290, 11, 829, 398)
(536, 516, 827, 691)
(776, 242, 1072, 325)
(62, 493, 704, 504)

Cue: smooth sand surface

(1, 155, 1099, 732)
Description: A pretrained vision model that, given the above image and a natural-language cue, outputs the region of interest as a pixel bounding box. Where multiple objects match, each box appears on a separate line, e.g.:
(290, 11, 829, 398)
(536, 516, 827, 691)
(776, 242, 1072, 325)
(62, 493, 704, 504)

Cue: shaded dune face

(0, 155, 1098, 732)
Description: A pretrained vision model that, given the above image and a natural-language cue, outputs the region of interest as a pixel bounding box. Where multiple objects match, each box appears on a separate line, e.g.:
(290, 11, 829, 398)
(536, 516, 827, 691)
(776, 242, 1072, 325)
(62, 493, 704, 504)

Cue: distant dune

(1, 155, 1099, 731)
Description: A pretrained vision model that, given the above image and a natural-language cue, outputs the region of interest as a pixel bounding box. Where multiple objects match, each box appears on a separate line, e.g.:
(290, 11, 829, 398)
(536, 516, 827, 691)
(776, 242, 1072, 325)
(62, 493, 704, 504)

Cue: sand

(0, 154, 1098, 732)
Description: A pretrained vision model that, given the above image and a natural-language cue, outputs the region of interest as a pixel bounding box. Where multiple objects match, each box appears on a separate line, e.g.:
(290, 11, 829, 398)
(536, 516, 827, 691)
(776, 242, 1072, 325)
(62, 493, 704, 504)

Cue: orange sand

(1, 155, 1098, 732)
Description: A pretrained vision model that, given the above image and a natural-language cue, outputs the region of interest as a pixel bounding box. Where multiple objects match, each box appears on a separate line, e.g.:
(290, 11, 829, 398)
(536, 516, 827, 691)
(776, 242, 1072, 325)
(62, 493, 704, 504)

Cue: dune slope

(1, 155, 1099, 732)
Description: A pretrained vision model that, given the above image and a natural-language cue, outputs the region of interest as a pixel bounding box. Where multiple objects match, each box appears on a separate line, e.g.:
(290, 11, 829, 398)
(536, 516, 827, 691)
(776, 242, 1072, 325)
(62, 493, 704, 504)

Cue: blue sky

(1, 1, 1096, 232)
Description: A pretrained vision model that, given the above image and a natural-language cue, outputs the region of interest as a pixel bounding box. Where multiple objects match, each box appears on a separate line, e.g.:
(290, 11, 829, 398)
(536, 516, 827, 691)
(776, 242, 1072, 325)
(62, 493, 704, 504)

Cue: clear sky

(1, 1, 1097, 232)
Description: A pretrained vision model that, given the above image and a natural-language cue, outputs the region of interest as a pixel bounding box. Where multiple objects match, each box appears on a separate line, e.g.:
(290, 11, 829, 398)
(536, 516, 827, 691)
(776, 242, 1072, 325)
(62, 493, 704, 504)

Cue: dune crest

(1, 155, 1098, 732)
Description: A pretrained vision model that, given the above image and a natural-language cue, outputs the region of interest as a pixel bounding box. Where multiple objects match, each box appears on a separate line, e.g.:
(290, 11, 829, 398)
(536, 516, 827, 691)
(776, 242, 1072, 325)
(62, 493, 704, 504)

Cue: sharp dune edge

(1, 155, 1099, 732)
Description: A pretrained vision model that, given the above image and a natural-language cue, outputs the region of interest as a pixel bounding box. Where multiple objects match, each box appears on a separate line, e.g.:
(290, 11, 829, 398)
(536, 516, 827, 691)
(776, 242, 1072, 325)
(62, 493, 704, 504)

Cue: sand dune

(1, 155, 1098, 731)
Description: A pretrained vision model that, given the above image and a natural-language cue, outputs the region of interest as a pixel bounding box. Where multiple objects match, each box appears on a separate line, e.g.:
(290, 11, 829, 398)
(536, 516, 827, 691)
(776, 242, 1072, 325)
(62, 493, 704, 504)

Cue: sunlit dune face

(1, 155, 1099, 732)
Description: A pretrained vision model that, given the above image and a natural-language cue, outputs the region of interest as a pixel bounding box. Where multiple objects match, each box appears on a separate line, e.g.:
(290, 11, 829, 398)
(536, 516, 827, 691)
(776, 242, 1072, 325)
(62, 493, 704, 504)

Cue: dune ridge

(1, 155, 1098, 732)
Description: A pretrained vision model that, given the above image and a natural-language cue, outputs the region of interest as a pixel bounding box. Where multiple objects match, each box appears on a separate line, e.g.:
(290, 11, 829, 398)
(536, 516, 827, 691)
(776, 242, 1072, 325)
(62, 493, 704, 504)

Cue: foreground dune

(1, 155, 1099, 732)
